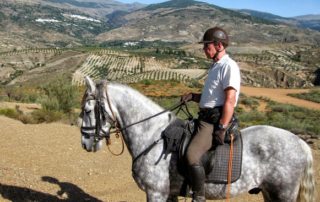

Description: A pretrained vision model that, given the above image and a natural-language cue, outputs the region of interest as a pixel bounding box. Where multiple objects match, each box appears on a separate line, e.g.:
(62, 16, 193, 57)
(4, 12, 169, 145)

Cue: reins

(103, 85, 192, 156)
(226, 134, 234, 202)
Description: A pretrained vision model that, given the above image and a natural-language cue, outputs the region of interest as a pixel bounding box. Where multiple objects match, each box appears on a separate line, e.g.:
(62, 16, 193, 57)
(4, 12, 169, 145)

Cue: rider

(181, 27, 241, 202)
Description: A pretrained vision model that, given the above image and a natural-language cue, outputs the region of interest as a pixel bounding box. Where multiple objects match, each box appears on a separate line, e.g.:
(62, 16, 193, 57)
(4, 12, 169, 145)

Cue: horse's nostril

(82, 143, 86, 150)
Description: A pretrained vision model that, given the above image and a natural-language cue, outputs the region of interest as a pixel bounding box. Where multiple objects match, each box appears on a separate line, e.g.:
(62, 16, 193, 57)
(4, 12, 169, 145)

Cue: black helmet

(199, 27, 229, 47)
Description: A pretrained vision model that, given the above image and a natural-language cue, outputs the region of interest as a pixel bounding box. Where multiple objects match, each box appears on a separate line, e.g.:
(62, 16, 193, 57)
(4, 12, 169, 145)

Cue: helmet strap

(212, 46, 225, 61)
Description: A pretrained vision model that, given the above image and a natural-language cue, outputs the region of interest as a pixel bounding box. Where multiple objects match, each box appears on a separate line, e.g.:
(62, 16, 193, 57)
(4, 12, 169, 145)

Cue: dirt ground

(1, 87, 320, 202)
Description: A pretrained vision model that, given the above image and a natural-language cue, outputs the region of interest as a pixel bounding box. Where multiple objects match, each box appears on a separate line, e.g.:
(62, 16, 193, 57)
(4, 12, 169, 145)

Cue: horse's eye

(84, 102, 94, 112)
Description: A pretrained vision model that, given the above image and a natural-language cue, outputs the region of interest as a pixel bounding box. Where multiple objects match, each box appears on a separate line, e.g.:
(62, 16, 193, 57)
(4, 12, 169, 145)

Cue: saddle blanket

(162, 119, 243, 184)
(205, 133, 242, 184)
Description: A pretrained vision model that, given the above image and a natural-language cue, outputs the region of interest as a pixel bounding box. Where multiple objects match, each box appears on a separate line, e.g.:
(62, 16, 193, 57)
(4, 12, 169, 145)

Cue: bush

(4, 86, 40, 103)
(0, 108, 19, 119)
(239, 96, 259, 110)
(288, 88, 320, 103)
(31, 109, 64, 123)
(187, 79, 203, 88)
(41, 77, 79, 114)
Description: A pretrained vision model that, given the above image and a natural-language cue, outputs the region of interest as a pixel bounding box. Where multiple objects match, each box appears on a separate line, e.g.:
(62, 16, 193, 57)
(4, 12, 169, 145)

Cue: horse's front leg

(146, 191, 178, 202)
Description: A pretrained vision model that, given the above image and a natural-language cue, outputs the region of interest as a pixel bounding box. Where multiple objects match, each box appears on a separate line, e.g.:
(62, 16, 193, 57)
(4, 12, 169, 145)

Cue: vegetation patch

(238, 97, 320, 137)
(288, 88, 320, 103)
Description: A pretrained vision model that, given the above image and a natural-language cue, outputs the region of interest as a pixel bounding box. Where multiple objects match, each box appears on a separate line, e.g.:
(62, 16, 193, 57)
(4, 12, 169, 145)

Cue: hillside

(96, 0, 320, 46)
(0, 0, 143, 52)
(239, 9, 320, 31)
(1, 46, 318, 89)
(0, 0, 319, 88)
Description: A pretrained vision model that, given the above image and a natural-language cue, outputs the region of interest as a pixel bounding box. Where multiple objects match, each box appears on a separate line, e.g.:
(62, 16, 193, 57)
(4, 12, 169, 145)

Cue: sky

(118, 0, 320, 17)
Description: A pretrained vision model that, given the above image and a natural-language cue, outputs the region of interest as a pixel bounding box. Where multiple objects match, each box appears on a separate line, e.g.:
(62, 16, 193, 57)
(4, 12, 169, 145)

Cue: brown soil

(241, 86, 320, 110)
(1, 87, 320, 202)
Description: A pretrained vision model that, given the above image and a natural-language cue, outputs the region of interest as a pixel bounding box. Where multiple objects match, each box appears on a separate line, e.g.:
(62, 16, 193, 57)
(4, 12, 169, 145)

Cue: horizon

(118, 0, 320, 18)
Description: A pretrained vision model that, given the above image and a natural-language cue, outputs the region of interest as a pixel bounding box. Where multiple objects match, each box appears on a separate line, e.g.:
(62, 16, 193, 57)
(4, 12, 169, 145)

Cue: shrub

(31, 109, 64, 123)
(141, 79, 152, 85)
(0, 108, 19, 119)
(288, 88, 320, 103)
(4, 86, 40, 103)
(187, 79, 203, 88)
(239, 96, 259, 110)
(41, 77, 79, 114)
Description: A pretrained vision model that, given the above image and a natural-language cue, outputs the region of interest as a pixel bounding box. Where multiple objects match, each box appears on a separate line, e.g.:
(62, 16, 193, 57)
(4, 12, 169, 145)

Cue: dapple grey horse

(79, 77, 315, 202)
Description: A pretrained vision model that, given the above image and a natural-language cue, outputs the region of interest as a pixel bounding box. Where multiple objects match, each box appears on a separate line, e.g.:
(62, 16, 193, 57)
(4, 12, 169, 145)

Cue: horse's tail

(296, 139, 315, 202)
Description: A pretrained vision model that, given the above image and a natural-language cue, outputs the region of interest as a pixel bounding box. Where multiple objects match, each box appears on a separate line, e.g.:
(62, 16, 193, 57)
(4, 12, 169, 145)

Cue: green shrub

(41, 97, 60, 111)
(141, 79, 152, 85)
(288, 88, 320, 103)
(239, 96, 259, 110)
(41, 77, 79, 114)
(0, 108, 36, 124)
(238, 110, 266, 126)
(31, 109, 64, 123)
(187, 79, 203, 88)
(4, 87, 40, 103)
(0, 108, 19, 119)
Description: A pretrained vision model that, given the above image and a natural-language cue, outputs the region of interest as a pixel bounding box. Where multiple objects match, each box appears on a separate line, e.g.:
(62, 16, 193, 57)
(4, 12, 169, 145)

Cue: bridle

(80, 89, 125, 155)
(81, 83, 192, 156)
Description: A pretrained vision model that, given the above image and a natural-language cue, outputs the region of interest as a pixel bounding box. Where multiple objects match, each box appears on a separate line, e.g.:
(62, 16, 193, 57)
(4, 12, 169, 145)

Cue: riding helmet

(199, 27, 229, 47)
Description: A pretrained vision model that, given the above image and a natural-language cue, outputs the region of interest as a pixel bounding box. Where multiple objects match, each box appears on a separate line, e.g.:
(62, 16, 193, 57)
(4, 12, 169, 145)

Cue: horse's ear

(85, 76, 96, 94)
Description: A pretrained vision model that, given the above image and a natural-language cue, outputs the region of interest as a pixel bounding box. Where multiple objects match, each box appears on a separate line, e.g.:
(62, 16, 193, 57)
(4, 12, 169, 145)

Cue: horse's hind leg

(146, 191, 178, 202)
(166, 195, 179, 202)
(261, 183, 299, 202)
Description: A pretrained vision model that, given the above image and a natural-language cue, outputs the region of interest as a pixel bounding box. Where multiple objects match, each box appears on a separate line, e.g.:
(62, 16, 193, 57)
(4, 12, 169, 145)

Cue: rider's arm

(219, 87, 236, 127)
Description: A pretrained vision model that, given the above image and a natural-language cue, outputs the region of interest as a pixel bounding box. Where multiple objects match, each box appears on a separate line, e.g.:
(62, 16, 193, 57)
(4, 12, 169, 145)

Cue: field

(0, 87, 320, 202)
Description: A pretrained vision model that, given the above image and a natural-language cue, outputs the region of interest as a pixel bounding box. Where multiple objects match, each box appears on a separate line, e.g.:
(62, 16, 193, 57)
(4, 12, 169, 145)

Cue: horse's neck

(109, 84, 172, 158)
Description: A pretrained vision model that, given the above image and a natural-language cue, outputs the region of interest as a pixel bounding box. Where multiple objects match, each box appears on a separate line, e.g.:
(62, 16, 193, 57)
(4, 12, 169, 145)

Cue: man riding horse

(181, 27, 241, 202)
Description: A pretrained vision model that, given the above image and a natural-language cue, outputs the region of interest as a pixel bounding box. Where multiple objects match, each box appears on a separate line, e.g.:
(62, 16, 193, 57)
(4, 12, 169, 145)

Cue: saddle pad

(206, 133, 243, 184)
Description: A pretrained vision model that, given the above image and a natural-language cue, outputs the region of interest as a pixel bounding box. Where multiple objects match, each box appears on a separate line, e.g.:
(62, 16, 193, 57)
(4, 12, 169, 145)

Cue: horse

(79, 76, 315, 202)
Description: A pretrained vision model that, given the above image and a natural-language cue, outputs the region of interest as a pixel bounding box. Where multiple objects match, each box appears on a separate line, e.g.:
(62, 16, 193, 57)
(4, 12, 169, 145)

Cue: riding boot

(189, 164, 206, 202)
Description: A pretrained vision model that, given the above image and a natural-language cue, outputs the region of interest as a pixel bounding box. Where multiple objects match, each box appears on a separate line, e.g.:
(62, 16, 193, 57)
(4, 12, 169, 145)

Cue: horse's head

(79, 76, 115, 152)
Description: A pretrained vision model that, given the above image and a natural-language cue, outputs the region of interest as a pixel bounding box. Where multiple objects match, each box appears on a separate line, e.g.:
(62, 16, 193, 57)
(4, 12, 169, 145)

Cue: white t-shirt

(199, 54, 241, 108)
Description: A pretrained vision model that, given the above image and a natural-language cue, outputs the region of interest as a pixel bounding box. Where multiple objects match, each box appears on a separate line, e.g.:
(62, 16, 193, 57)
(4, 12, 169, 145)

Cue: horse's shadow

(0, 176, 103, 202)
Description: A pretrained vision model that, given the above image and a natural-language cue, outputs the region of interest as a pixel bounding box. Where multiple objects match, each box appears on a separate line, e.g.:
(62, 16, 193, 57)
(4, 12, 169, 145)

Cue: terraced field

(72, 50, 206, 85)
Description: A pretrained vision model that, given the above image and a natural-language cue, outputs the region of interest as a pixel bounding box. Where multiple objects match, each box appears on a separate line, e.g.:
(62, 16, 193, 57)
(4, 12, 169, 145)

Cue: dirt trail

(241, 86, 320, 110)
(0, 87, 320, 201)
(0, 115, 319, 202)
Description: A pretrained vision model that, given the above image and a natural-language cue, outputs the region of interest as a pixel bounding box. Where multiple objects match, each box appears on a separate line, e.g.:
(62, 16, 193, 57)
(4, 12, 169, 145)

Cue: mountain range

(0, 0, 319, 88)
(0, 0, 319, 51)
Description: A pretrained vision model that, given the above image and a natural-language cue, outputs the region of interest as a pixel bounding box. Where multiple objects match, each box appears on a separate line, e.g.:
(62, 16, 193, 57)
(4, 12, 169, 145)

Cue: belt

(200, 106, 223, 112)
(198, 106, 223, 124)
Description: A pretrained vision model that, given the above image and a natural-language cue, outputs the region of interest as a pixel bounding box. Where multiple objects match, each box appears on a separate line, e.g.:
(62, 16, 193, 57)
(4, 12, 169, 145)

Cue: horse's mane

(100, 81, 165, 113)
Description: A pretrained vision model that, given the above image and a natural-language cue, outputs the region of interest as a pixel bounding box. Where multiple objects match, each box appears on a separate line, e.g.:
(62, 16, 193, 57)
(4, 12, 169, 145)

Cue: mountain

(96, 0, 320, 46)
(4, 0, 145, 18)
(239, 9, 320, 31)
(0, 0, 320, 88)
(0, 0, 145, 52)
(41, 0, 145, 18)
(294, 14, 320, 31)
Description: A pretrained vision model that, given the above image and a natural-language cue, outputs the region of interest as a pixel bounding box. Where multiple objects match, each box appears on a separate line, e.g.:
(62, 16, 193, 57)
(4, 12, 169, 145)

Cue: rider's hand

(214, 129, 226, 145)
(181, 93, 193, 103)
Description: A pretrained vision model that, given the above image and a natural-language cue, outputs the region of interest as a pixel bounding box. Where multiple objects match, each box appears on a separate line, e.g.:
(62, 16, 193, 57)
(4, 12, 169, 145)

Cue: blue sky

(118, 0, 320, 17)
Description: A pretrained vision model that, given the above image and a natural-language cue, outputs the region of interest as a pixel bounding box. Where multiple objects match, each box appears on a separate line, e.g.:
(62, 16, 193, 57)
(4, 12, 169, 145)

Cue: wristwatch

(218, 123, 228, 130)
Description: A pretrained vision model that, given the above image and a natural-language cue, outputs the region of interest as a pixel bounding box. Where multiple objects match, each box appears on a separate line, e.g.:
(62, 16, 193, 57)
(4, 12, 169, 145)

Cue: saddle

(162, 118, 243, 184)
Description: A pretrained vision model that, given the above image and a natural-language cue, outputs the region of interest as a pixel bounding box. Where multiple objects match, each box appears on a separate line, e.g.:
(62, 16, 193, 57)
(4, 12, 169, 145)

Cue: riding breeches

(186, 120, 214, 165)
